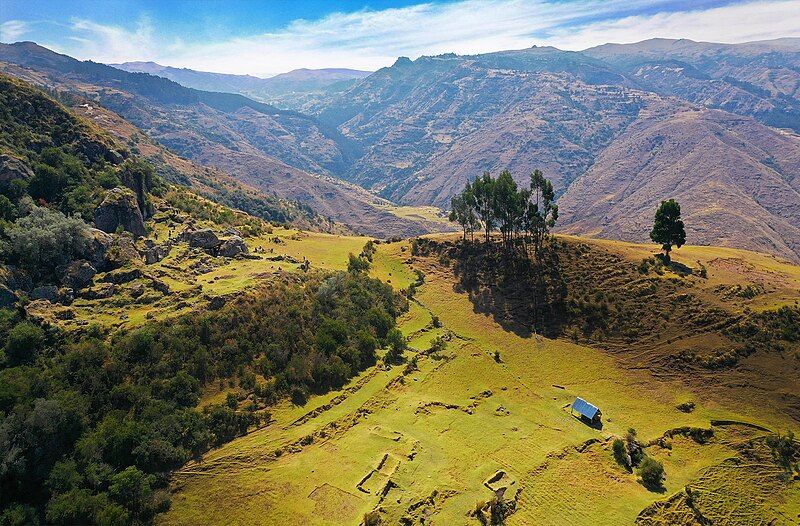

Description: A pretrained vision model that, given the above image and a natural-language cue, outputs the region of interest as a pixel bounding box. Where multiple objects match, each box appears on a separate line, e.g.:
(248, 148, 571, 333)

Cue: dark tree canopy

(447, 168, 558, 253)
(650, 199, 686, 261)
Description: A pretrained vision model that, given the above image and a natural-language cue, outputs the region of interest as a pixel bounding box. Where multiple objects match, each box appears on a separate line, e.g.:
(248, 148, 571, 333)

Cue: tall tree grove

(448, 169, 559, 252)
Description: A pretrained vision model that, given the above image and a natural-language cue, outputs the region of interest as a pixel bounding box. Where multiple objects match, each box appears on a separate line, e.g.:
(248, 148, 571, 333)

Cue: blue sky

(2, 0, 798, 76)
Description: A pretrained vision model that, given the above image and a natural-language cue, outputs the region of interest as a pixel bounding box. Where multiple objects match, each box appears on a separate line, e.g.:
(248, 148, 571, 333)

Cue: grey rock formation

(94, 188, 146, 238)
(218, 236, 248, 257)
(87, 229, 114, 271)
(186, 228, 222, 250)
(0, 154, 33, 186)
(105, 233, 142, 270)
(61, 260, 97, 290)
(145, 243, 172, 264)
(30, 285, 58, 302)
(0, 285, 17, 307)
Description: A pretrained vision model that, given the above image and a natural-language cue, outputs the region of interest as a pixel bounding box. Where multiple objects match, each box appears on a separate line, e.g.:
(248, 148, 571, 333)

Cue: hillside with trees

(0, 73, 409, 526)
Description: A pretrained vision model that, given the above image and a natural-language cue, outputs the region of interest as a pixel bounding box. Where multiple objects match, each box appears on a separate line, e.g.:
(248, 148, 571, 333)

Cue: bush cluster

(0, 270, 405, 525)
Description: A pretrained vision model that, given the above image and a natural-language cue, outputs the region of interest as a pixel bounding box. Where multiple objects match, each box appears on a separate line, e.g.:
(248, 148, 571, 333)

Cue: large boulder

(105, 233, 142, 270)
(30, 285, 58, 303)
(218, 236, 248, 258)
(0, 265, 32, 292)
(87, 229, 114, 271)
(0, 285, 17, 308)
(61, 260, 97, 290)
(187, 229, 222, 250)
(94, 188, 146, 238)
(145, 243, 172, 264)
(0, 154, 33, 186)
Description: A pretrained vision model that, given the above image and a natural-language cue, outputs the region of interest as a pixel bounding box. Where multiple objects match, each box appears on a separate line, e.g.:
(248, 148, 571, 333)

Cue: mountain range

(110, 61, 371, 110)
(1, 38, 798, 260)
(0, 42, 440, 238)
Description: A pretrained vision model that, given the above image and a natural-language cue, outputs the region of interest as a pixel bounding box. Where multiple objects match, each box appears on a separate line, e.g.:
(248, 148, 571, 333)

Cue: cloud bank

(8, 0, 800, 76)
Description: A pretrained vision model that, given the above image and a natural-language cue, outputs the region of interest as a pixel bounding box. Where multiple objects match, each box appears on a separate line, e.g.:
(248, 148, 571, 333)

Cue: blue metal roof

(572, 397, 600, 419)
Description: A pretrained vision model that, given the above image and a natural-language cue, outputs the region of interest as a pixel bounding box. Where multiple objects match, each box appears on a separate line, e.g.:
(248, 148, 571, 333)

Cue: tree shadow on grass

(434, 240, 568, 339)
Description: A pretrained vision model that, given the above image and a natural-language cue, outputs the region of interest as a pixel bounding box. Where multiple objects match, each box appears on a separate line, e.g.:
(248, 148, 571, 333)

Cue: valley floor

(158, 236, 800, 525)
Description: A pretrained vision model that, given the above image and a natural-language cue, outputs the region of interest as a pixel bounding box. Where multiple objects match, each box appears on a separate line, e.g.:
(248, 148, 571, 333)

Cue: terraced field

(158, 236, 800, 525)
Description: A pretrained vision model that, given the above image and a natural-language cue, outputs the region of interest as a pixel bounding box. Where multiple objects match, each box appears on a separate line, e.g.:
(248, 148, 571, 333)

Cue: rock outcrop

(0, 154, 33, 186)
(105, 233, 142, 270)
(87, 229, 114, 270)
(186, 228, 222, 250)
(30, 285, 58, 302)
(218, 236, 248, 257)
(61, 260, 97, 290)
(0, 285, 17, 308)
(94, 188, 146, 238)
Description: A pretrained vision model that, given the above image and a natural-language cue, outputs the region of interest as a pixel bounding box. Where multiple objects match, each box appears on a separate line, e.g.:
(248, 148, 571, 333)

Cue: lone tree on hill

(650, 199, 686, 263)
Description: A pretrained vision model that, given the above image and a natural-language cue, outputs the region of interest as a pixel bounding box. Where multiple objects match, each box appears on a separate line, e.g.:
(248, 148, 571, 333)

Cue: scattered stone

(80, 283, 117, 299)
(150, 278, 171, 295)
(55, 308, 75, 320)
(57, 287, 75, 305)
(208, 295, 227, 310)
(129, 283, 145, 298)
(93, 187, 146, 238)
(102, 268, 144, 285)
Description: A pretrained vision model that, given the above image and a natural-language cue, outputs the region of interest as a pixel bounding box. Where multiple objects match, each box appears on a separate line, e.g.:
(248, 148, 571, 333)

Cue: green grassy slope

(159, 235, 800, 526)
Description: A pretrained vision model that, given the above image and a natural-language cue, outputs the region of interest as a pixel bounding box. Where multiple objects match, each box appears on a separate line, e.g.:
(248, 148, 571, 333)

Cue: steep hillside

(310, 42, 800, 260)
(0, 43, 438, 238)
(316, 49, 644, 204)
(584, 38, 800, 131)
(558, 107, 800, 262)
(111, 62, 371, 110)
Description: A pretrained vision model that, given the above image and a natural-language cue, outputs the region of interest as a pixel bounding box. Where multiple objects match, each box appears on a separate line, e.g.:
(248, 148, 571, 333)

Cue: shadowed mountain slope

(0, 42, 435, 237)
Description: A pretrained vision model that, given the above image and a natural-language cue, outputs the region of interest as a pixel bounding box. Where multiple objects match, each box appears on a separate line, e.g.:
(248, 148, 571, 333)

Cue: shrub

(384, 328, 407, 364)
(612, 438, 630, 471)
(637, 456, 665, 489)
(348, 253, 370, 273)
(363, 510, 382, 525)
(3, 206, 91, 278)
(4, 321, 46, 366)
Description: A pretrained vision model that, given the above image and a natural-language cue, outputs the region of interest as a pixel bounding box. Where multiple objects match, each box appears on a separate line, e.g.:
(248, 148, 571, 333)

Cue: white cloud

(24, 0, 800, 76)
(0, 19, 31, 42)
(540, 0, 800, 50)
(67, 16, 157, 63)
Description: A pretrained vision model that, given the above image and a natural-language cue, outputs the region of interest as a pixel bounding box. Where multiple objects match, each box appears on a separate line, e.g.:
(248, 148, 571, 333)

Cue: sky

(1, 0, 798, 77)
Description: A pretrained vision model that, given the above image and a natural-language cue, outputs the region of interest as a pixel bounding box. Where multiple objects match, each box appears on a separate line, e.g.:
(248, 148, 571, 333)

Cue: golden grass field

(143, 233, 800, 526)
